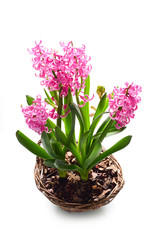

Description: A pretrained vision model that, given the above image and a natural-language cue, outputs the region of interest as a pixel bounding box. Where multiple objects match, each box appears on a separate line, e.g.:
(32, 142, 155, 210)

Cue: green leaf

(55, 126, 82, 165)
(16, 130, 51, 159)
(44, 159, 56, 168)
(44, 89, 57, 108)
(87, 94, 108, 150)
(45, 119, 56, 139)
(92, 132, 101, 140)
(44, 159, 80, 173)
(41, 131, 64, 159)
(54, 160, 80, 171)
(90, 112, 107, 134)
(97, 119, 126, 135)
(46, 118, 56, 130)
(54, 160, 85, 178)
(26, 95, 34, 105)
(87, 135, 132, 171)
(44, 158, 80, 173)
(91, 117, 110, 146)
(79, 131, 90, 160)
(96, 116, 110, 134)
(93, 126, 126, 139)
(63, 111, 73, 136)
(98, 118, 114, 143)
(106, 126, 126, 136)
(55, 126, 68, 145)
(86, 112, 107, 152)
(93, 93, 108, 120)
(83, 141, 102, 170)
(49, 90, 58, 104)
(50, 137, 64, 157)
(69, 103, 84, 149)
(69, 103, 84, 135)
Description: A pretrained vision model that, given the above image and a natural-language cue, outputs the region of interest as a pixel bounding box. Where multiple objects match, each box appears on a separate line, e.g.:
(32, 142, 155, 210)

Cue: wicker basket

(34, 153, 124, 212)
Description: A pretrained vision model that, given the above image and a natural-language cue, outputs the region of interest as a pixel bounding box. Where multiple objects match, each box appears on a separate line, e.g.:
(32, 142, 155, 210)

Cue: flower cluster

(108, 82, 142, 129)
(28, 41, 92, 97)
(21, 95, 58, 134)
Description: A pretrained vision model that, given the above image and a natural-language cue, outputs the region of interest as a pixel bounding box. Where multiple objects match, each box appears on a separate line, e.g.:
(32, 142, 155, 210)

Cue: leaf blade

(83, 141, 102, 170)
(41, 131, 64, 159)
(87, 135, 132, 171)
(16, 130, 51, 159)
(69, 103, 84, 149)
(54, 160, 80, 171)
(26, 95, 34, 105)
(55, 126, 82, 165)
(93, 93, 108, 120)
(50, 137, 64, 157)
(44, 88, 57, 108)
(69, 103, 84, 135)
(79, 131, 90, 160)
(44, 159, 56, 168)
(86, 112, 107, 152)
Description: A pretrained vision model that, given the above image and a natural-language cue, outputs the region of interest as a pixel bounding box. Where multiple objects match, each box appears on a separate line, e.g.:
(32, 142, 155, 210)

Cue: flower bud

(96, 86, 105, 99)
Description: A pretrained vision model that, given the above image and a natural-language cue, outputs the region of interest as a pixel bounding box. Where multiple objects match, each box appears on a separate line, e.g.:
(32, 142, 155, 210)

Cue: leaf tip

(127, 135, 132, 143)
(16, 130, 20, 137)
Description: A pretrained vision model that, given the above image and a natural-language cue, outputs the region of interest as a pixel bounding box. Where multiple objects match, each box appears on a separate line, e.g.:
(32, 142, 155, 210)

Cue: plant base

(34, 152, 124, 212)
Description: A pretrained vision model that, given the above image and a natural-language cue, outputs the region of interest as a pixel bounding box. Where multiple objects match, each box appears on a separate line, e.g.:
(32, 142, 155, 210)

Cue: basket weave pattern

(34, 153, 124, 212)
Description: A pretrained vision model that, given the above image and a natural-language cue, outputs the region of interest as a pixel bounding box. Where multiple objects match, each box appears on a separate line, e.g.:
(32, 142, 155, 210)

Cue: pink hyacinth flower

(28, 41, 92, 98)
(108, 82, 142, 129)
(21, 95, 50, 135)
(78, 94, 94, 107)
(48, 108, 59, 120)
(22, 95, 59, 135)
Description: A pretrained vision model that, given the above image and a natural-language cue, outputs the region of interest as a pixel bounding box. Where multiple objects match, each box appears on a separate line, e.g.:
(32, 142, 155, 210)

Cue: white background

(0, 0, 160, 239)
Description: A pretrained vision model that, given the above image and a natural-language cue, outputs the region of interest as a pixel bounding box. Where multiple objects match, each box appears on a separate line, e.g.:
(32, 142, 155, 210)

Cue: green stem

(49, 90, 59, 105)
(57, 87, 62, 129)
(80, 170, 89, 181)
(75, 90, 83, 149)
(75, 89, 80, 105)
(75, 90, 86, 131)
(53, 91, 58, 103)
(58, 169, 67, 178)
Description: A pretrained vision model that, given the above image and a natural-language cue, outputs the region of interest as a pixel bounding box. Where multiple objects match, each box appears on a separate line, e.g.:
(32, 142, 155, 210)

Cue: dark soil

(41, 152, 122, 204)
